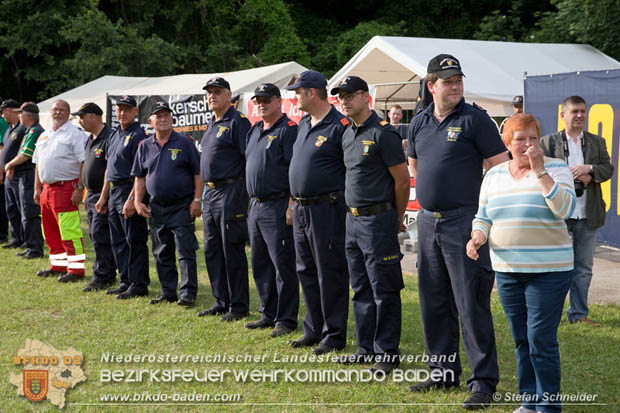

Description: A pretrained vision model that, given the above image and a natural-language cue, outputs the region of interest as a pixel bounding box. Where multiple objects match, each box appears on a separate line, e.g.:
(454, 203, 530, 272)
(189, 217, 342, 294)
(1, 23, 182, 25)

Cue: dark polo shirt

(106, 121, 147, 182)
(83, 124, 112, 193)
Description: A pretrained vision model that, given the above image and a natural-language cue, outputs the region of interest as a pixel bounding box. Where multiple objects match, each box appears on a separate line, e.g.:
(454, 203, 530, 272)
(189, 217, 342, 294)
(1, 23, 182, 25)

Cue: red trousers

(41, 180, 85, 276)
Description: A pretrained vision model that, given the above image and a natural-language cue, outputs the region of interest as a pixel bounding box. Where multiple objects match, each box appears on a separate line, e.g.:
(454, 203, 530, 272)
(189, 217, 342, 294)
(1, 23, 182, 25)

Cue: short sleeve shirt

(83, 124, 113, 193)
(343, 111, 406, 207)
(32, 121, 87, 183)
(106, 122, 148, 182)
(200, 105, 251, 183)
(289, 106, 350, 198)
(132, 131, 200, 204)
(0, 123, 27, 169)
(407, 98, 506, 211)
(245, 114, 297, 197)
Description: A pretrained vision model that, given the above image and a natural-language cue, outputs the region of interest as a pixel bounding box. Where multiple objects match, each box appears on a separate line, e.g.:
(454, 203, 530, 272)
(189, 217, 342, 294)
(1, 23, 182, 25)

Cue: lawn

(1, 209, 619, 412)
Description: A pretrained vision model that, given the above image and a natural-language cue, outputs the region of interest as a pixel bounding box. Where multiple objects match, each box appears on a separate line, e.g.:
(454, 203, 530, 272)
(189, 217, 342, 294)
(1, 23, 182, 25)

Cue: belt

(421, 206, 477, 219)
(252, 191, 289, 203)
(152, 196, 192, 207)
(294, 191, 344, 206)
(206, 176, 243, 189)
(44, 179, 77, 187)
(349, 202, 394, 217)
(109, 178, 133, 187)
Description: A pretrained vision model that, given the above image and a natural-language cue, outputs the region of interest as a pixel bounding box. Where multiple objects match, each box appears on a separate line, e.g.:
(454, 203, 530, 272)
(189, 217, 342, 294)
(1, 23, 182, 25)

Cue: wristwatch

(193, 198, 201, 203)
(76, 184, 84, 190)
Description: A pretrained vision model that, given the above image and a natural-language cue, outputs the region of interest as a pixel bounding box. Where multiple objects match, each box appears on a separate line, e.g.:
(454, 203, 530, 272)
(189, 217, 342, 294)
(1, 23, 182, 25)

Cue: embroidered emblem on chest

(315, 135, 327, 147)
(93, 148, 104, 158)
(216, 126, 229, 138)
(361, 140, 375, 155)
(447, 126, 462, 142)
(266, 135, 277, 149)
(169, 148, 182, 160)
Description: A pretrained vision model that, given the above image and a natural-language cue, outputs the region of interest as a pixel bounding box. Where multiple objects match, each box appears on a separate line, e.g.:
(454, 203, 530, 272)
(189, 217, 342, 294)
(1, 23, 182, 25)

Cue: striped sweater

(472, 158, 576, 273)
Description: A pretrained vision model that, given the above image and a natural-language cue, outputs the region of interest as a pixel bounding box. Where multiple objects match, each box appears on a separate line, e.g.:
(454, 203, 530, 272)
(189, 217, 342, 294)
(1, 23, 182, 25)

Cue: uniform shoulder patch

(239, 113, 247, 118)
(288, 120, 296, 127)
(379, 120, 389, 126)
(340, 118, 350, 126)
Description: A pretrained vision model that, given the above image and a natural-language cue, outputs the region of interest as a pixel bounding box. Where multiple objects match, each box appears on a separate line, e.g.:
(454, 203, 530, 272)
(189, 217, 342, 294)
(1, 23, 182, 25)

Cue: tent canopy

(37, 61, 307, 128)
(328, 36, 620, 116)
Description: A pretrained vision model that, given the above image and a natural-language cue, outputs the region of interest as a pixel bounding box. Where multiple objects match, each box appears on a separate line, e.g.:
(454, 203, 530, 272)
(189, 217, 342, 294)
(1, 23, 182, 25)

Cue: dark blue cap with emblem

(149, 101, 174, 116)
(117, 95, 137, 107)
(203, 77, 231, 91)
(0, 99, 20, 110)
(330, 76, 369, 95)
(285, 70, 327, 90)
(427, 54, 465, 79)
(252, 83, 281, 99)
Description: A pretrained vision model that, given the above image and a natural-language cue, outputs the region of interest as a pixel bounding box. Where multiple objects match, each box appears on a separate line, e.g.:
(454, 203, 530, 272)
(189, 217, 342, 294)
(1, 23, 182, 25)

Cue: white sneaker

(512, 407, 537, 413)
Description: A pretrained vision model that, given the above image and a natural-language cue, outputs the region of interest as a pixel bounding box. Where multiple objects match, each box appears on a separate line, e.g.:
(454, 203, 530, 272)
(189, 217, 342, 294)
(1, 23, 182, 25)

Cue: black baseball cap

(427, 54, 464, 79)
(0, 99, 20, 110)
(117, 95, 137, 107)
(17, 102, 40, 114)
(149, 101, 174, 116)
(71, 102, 102, 116)
(203, 77, 231, 91)
(330, 76, 369, 95)
(512, 95, 524, 107)
(285, 70, 327, 90)
(251, 83, 281, 99)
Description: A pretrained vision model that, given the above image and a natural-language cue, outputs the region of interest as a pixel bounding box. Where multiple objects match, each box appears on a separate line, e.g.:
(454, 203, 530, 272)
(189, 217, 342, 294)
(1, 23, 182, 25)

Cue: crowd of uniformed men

(3, 53, 606, 411)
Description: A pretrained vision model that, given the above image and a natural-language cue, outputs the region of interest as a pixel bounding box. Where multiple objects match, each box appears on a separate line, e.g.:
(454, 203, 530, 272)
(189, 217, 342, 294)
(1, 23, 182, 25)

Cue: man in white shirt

(540, 95, 615, 327)
(32, 99, 87, 282)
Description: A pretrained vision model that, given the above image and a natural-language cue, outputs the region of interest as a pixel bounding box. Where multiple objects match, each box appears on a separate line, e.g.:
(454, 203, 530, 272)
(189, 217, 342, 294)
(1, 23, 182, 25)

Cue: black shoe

(221, 311, 249, 322)
(37, 269, 65, 278)
(82, 279, 115, 292)
(409, 378, 459, 392)
(149, 295, 178, 304)
(369, 361, 398, 375)
(289, 336, 321, 348)
(2, 242, 22, 249)
(106, 286, 129, 295)
(245, 319, 275, 329)
(312, 343, 342, 355)
(16, 250, 29, 257)
(197, 306, 227, 317)
(270, 324, 295, 337)
(23, 252, 44, 259)
(463, 392, 493, 410)
(177, 298, 195, 307)
(58, 273, 83, 283)
(338, 352, 376, 365)
(117, 290, 148, 299)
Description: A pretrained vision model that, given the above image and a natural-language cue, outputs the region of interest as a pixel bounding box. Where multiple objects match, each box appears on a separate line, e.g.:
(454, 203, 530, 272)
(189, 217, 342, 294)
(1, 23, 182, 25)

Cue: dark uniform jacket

(540, 130, 614, 229)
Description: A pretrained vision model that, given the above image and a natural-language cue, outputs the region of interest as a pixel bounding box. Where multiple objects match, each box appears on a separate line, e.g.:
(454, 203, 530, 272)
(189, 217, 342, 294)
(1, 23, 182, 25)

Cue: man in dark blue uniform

(74, 103, 117, 292)
(332, 76, 410, 374)
(407, 54, 508, 410)
(197, 77, 251, 321)
(133, 101, 202, 306)
(95, 95, 150, 299)
(0, 99, 23, 247)
(245, 83, 299, 337)
(4, 102, 44, 259)
(286, 70, 350, 355)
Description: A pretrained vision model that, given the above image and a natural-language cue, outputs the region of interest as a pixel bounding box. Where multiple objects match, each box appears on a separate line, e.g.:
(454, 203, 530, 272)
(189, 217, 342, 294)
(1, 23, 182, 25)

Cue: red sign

(23, 370, 48, 402)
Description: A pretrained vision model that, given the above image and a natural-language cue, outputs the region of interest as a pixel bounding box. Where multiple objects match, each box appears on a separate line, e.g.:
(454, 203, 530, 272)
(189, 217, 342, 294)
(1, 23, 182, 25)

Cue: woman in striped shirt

(467, 113, 576, 413)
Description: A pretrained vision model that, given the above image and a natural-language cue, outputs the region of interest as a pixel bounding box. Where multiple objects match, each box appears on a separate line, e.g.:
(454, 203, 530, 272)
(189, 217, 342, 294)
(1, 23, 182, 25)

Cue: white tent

(37, 61, 307, 128)
(329, 36, 620, 117)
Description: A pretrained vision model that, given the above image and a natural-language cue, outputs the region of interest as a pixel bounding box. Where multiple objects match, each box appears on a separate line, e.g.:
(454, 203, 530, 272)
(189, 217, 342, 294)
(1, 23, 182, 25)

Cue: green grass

(1, 208, 619, 412)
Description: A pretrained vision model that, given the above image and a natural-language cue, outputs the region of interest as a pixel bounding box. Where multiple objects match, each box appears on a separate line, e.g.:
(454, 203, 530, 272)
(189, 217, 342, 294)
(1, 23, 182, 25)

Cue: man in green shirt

(0, 98, 20, 243)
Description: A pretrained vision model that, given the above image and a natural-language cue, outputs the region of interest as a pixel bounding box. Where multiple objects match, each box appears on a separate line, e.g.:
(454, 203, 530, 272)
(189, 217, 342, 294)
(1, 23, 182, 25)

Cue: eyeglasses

(337, 91, 363, 103)
(254, 97, 274, 105)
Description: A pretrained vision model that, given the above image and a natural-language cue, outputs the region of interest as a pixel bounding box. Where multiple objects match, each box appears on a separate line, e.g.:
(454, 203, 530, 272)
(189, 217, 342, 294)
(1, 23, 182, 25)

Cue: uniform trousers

(40, 180, 85, 275)
(85, 191, 116, 282)
(293, 194, 349, 349)
(417, 208, 499, 394)
(150, 198, 198, 301)
(248, 197, 298, 328)
(202, 180, 249, 313)
(5, 171, 43, 254)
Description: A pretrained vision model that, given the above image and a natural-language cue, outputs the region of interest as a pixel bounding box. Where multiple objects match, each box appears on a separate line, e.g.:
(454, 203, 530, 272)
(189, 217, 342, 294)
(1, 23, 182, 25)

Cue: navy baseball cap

(427, 54, 464, 79)
(17, 102, 40, 114)
(149, 101, 174, 116)
(71, 102, 102, 116)
(117, 95, 137, 107)
(285, 70, 327, 90)
(0, 99, 20, 110)
(330, 76, 369, 95)
(252, 83, 281, 99)
(512, 95, 524, 107)
(203, 77, 231, 91)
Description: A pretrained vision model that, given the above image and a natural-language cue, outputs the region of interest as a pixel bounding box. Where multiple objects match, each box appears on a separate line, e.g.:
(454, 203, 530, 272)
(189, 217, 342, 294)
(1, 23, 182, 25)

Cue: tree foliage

(0, 0, 618, 103)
